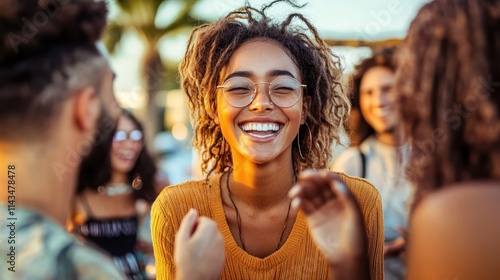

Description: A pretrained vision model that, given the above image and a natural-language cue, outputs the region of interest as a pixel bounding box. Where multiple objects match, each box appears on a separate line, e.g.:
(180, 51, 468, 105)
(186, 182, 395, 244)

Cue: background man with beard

(331, 48, 413, 280)
(0, 0, 124, 278)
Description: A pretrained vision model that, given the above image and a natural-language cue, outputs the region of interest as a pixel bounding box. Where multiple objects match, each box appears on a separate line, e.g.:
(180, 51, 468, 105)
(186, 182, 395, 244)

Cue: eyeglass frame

(113, 130, 144, 142)
(216, 76, 307, 108)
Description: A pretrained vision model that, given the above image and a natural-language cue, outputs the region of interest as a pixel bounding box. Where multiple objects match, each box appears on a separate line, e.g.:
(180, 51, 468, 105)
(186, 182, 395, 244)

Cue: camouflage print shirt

(1, 206, 125, 280)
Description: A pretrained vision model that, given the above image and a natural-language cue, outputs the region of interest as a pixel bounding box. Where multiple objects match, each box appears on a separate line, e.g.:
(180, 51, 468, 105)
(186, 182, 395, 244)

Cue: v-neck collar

(207, 173, 309, 270)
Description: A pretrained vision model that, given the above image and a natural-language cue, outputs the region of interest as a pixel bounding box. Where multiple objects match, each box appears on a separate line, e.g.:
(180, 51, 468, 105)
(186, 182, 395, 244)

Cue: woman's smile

(239, 119, 283, 140)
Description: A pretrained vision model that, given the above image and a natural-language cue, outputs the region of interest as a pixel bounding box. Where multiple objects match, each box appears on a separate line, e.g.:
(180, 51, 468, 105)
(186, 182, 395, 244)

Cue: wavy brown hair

(179, 1, 350, 176)
(397, 0, 500, 205)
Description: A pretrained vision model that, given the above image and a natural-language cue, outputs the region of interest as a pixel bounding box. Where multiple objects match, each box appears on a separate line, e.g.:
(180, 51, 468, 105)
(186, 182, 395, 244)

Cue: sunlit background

(104, 0, 430, 186)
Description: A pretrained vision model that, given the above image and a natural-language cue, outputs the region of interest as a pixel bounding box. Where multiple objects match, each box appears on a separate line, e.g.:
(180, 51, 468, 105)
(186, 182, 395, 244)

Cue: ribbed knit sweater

(151, 172, 384, 280)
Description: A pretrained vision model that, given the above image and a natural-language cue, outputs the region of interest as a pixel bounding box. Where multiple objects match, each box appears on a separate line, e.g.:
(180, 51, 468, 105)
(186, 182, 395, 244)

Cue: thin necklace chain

(226, 168, 292, 252)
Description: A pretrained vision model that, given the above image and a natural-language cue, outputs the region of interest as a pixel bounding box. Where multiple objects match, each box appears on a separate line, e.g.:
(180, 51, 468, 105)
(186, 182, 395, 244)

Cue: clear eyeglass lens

(130, 130, 143, 141)
(113, 130, 127, 142)
(113, 130, 143, 142)
(269, 77, 301, 106)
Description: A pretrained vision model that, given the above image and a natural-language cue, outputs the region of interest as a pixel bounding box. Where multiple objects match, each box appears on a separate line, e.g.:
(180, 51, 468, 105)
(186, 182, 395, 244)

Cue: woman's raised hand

(174, 209, 225, 280)
(289, 170, 369, 280)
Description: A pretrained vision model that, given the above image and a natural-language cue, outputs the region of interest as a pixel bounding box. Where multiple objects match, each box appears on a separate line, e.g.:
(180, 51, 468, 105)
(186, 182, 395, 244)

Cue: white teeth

(373, 108, 392, 117)
(118, 151, 134, 159)
(241, 123, 280, 132)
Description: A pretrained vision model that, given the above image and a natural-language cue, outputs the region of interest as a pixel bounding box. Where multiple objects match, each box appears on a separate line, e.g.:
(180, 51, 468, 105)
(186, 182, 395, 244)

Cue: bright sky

(109, 0, 430, 93)
(193, 0, 429, 38)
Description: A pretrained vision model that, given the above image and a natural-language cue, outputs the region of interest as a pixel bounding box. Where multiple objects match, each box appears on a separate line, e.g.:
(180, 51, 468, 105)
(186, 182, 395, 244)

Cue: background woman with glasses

(151, 1, 384, 279)
(70, 110, 157, 280)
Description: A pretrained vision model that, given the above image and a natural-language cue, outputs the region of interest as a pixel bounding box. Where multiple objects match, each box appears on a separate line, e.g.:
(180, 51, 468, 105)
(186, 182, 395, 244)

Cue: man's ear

(301, 96, 311, 124)
(73, 87, 99, 132)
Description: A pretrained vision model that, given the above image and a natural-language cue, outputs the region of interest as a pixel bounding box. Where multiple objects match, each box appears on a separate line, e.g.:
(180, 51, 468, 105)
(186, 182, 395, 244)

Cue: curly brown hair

(179, 1, 350, 177)
(349, 47, 397, 146)
(397, 0, 500, 204)
(0, 0, 108, 140)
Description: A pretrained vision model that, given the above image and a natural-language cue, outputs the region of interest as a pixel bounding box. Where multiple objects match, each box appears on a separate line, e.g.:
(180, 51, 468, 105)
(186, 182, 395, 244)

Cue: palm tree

(105, 0, 205, 146)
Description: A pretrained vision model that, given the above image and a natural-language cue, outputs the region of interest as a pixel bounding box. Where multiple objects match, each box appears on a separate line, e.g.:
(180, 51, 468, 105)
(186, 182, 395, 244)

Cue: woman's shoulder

(408, 181, 500, 279)
(333, 146, 362, 163)
(155, 178, 211, 201)
(410, 181, 500, 251)
(413, 181, 500, 222)
(333, 171, 381, 205)
(152, 174, 223, 214)
(331, 147, 363, 175)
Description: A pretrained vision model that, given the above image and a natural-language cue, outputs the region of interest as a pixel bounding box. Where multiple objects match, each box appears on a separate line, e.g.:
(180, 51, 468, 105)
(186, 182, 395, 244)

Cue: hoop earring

(132, 173, 143, 190)
(221, 136, 230, 169)
(297, 122, 312, 160)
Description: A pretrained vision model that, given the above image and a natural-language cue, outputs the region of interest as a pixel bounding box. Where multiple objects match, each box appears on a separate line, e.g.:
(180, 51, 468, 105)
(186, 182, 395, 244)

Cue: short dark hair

(180, 1, 350, 176)
(77, 110, 158, 204)
(349, 47, 397, 146)
(397, 0, 500, 205)
(0, 0, 108, 140)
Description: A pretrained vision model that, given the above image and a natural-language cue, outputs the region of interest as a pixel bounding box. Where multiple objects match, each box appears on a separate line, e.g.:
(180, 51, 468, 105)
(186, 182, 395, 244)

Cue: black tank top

(75, 195, 145, 280)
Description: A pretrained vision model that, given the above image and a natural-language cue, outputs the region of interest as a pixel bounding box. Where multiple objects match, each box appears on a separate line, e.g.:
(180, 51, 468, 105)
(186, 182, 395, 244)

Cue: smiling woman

(71, 110, 157, 280)
(215, 39, 307, 167)
(151, 1, 384, 279)
(331, 48, 411, 280)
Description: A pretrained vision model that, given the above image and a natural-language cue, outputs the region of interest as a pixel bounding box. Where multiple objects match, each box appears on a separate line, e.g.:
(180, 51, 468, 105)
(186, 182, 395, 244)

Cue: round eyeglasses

(113, 130, 143, 142)
(216, 77, 306, 108)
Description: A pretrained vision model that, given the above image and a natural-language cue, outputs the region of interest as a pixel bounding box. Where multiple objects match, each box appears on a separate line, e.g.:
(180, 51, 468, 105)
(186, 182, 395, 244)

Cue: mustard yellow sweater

(151, 172, 384, 280)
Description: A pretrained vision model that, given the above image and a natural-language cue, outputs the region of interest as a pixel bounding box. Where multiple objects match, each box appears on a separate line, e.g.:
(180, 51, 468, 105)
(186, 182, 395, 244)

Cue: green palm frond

(114, 0, 155, 28)
(168, 0, 200, 28)
(160, 11, 208, 34)
(114, 0, 135, 12)
(103, 21, 125, 54)
(114, 0, 198, 35)
(112, 0, 206, 45)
